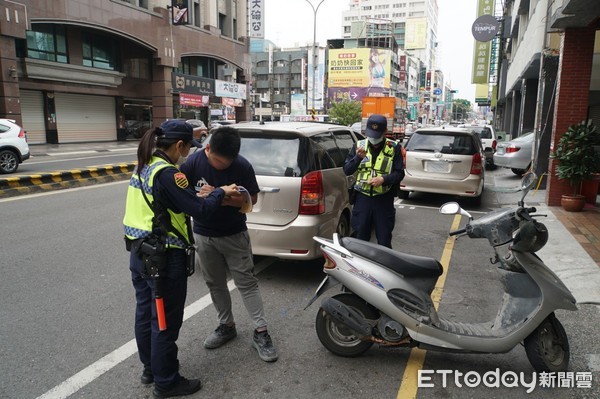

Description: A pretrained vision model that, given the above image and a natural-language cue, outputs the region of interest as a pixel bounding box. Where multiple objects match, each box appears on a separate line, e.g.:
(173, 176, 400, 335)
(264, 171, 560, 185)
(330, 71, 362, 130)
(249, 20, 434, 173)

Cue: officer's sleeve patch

(174, 172, 189, 189)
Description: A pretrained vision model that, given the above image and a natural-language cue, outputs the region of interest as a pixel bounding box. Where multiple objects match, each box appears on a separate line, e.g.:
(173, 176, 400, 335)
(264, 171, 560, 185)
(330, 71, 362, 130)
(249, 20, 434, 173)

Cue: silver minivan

(230, 122, 357, 260)
(399, 128, 485, 204)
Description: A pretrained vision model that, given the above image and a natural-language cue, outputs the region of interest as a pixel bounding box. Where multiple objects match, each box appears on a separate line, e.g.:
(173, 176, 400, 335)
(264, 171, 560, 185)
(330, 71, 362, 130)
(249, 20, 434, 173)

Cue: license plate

(496, 147, 505, 155)
(426, 161, 450, 173)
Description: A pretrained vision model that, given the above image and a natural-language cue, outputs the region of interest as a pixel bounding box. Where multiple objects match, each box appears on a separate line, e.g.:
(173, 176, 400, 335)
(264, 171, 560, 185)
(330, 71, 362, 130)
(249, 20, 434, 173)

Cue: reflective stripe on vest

(123, 156, 190, 248)
(355, 139, 396, 196)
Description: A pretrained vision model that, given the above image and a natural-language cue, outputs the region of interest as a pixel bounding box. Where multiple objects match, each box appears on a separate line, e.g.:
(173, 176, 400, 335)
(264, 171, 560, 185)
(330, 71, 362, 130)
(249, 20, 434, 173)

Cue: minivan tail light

(470, 152, 483, 175)
(506, 145, 520, 153)
(299, 171, 325, 215)
(491, 139, 497, 150)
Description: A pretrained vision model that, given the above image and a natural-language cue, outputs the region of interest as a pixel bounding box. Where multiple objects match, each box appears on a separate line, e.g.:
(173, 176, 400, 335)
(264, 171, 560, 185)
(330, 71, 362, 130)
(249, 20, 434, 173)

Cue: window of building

(344, 26, 351, 33)
(82, 31, 119, 70)
(24, 24, 68, 63)
(219, 12, 227, 36)
(194, 2, 201, 27)
(125, 57, 150, 79)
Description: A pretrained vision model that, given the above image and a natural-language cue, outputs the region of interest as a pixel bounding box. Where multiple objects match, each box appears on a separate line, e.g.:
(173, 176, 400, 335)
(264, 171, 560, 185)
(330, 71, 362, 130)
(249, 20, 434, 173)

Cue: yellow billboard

(405, 18, 427, 49)
(328, 48, 391, 89)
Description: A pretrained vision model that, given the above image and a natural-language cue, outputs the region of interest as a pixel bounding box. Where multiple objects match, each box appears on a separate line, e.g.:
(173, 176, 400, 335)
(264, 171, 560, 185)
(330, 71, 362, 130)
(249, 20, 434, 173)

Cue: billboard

(215, 80, 247, 100)
(328, 48, 391, 89)
(327, 87, 387, 107)
(248, 0, 264, 38)
(405, 18, 427, 49)
(290, 93, 306, 115)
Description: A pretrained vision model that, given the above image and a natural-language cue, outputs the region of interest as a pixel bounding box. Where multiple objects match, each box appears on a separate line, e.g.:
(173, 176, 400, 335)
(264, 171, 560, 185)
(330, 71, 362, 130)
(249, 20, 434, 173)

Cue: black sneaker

(204, 324, 237, 349)
(152, 377, 202, 398)
(141, 365, 153, 385)
(252, 330, 278, 362)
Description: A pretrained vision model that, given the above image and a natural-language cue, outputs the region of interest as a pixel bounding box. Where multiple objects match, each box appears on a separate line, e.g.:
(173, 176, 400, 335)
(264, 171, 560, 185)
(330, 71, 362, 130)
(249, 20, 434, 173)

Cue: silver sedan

(493, 132, 534, 175)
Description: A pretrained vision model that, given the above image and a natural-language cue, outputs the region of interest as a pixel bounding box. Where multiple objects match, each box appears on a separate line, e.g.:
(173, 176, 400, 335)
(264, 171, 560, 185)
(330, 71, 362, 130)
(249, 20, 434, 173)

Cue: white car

(0, 119, 30, 174)
(458, 124, 501, 169)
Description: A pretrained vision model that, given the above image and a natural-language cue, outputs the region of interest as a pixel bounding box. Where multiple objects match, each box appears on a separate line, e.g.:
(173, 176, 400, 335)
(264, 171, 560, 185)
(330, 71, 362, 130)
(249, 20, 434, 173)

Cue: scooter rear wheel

(524, 312, 570, 372)
(315, 293, 377, 357)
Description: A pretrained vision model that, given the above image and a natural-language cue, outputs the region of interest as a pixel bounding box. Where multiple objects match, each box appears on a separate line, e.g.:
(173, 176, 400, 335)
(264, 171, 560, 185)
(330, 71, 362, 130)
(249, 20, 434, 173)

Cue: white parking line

(36, 257, 277, 399)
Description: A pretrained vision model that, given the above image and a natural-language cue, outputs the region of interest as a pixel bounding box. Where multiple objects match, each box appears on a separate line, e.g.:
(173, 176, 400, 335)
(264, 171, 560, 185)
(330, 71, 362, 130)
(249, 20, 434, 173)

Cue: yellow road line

(396, 214, 462, 399)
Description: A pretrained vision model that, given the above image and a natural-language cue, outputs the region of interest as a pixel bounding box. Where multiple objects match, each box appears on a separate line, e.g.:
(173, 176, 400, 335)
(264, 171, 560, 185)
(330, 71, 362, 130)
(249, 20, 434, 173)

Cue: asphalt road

(1, 173, 599, 399)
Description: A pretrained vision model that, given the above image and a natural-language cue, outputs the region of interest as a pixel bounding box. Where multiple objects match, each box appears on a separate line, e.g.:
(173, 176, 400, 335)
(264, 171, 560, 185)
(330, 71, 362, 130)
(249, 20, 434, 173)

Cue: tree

(328, 100, 362, 126)
(451, 98, 471, 121)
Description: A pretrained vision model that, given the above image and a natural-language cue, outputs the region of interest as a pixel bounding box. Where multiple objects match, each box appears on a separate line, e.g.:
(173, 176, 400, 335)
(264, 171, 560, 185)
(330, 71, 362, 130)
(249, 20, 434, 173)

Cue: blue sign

(433, 88, 442, 95)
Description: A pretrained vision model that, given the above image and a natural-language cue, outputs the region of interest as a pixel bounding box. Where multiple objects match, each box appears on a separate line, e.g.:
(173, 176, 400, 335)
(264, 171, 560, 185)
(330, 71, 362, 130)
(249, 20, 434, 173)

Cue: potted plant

(552, 122, 600, 211)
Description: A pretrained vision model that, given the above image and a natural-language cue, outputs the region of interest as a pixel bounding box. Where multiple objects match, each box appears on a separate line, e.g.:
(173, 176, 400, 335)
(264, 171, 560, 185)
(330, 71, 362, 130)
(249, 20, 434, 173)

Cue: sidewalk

(492, 176, 600, 305)
(29, 140, 139, 157)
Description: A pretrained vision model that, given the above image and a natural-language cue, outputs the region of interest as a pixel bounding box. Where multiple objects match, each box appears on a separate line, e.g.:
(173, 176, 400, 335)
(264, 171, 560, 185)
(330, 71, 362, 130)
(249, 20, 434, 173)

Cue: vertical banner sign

(268, 43, 273, 74)
(471, 0, 495, 84)
(399, 55, 407, 89)
(249, 0, 264, 38)
(172, 0, 189, 25)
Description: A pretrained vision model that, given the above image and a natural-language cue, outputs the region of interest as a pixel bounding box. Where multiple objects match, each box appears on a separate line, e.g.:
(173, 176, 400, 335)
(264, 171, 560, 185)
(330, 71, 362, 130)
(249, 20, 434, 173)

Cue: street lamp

(305, 0, 326, 115)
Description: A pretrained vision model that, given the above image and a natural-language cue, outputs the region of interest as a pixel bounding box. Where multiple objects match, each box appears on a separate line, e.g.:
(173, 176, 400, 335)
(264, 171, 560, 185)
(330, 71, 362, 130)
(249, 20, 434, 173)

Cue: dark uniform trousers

(130, 248, 187, 389)
(351, 190, 396, 248)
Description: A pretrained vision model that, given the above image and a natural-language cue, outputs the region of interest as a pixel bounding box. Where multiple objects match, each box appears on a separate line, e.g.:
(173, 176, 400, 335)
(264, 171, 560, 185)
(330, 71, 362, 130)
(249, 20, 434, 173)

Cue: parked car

(228, 122, 357, 260)
(493, 131, 535, 176)
(0, 119, 30, 174)
(458, 124, 500, 169)
(399, 128, 485, 204)
(185, 119, 209, 143)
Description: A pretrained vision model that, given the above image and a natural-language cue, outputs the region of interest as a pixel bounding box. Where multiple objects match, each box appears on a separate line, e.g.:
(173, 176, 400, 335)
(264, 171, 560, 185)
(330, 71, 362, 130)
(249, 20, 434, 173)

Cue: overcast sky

(264, 0, 478, 103)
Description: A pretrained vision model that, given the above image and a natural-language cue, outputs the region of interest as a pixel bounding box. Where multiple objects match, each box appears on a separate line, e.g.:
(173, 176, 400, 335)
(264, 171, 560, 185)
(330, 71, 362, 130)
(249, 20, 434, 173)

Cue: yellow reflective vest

(123, 156, 190, 249)
(355, 139, 396, 196)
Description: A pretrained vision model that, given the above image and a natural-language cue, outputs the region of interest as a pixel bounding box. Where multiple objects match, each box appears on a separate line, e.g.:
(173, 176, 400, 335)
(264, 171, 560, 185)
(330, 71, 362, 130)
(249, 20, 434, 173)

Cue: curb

(0, 163, 136, 198)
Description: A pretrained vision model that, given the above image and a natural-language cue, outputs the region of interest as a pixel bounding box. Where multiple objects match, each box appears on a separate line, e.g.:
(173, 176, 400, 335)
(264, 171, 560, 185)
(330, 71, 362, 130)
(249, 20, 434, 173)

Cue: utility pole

(305, 0, 326, 115)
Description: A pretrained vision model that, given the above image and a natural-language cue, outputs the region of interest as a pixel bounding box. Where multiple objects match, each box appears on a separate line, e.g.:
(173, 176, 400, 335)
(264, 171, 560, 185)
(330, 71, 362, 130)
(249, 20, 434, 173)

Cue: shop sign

(222, 97, 244, 107)
(179, 93, 209, 107)
(249, 0, 264, 38)
(215, 80, 247, 100)
(171, 0, 189, 25)
(172, 72, 214, 95)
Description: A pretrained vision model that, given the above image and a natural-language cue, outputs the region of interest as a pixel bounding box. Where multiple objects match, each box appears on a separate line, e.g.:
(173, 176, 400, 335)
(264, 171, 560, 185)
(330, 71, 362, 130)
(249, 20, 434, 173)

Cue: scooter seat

(339, 237, 443, 278)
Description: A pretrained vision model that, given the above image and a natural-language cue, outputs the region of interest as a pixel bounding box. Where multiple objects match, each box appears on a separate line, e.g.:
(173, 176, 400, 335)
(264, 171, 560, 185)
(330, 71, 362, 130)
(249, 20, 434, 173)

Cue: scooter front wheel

(315, 293, 377, 357)
(524, 312, 570, 372)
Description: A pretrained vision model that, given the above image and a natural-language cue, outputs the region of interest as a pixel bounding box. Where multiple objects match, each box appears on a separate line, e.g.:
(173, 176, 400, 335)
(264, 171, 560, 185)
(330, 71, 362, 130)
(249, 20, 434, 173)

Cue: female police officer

(123, 120, 239, 398)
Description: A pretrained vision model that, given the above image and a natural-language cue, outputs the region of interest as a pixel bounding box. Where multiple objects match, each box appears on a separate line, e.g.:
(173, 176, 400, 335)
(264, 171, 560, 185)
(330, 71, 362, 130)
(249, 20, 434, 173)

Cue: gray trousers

(194, 231, 267, 329)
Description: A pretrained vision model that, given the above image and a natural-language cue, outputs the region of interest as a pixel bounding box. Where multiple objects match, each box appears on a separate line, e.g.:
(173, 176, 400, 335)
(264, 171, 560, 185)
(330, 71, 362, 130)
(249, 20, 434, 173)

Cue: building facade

(0, 0, 250, 143)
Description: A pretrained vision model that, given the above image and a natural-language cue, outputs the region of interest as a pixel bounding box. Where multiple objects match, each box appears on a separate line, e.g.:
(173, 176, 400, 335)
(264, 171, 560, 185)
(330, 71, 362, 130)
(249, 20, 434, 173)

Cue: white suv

(0, 119, 30, 174)
(458, 124, 501, 169)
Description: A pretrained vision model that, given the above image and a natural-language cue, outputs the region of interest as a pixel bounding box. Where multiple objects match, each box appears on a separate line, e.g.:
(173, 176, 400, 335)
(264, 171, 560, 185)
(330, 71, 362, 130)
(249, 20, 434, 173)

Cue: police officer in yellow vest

(344, 114, 405, 248)
(123, 120, 239, 398)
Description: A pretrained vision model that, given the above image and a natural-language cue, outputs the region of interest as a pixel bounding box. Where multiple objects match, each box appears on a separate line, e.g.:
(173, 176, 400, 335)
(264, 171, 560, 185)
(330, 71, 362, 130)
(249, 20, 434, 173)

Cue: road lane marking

(36, 257, 277, 399)
(396, 214, 461, 399)
(0, 181, 130, 202)
(26, 152, 136, 165)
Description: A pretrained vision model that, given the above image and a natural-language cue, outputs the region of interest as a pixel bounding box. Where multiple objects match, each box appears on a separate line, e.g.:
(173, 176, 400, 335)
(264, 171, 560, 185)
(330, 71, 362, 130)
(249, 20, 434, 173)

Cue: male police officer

(343, 114, 404, 248)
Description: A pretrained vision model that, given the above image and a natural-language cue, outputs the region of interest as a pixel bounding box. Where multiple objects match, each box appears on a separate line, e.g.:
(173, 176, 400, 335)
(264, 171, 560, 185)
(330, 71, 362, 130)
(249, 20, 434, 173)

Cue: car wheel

(336, 212, 350, 237)
(199, 133, 208, 144)
(511, 168, 526, 176)
(0, 149, 19, 174)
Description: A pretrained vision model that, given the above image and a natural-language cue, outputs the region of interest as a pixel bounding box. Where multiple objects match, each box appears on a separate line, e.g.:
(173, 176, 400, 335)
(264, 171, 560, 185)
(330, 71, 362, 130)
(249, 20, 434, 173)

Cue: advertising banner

(290, 93, 306, 115)
(248, 0, 264, 38)
(328, 48, 391, 89)
(215, 80, 247, 100)
(222, 97, 244, 107)
(327, 87, 386, 107)
(307, 47, 325, 110)
(179, 93, 209, 107)
(471, 0, 495, 84)
(405, 18, 427, 49)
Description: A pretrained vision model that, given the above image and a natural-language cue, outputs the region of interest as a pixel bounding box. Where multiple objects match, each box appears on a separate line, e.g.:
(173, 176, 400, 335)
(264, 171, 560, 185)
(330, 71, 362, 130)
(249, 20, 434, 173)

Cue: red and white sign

(179, 93, 209, 107)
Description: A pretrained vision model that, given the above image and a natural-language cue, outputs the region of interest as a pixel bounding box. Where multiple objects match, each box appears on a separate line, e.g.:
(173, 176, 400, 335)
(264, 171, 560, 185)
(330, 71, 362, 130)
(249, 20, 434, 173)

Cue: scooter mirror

(519, 173, 538, 206)
(439, 202, 460, 215)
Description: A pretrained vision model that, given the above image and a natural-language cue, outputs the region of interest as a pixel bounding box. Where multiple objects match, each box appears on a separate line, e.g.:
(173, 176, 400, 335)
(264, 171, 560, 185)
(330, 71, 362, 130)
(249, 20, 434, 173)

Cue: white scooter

(306, 174, 576, 371)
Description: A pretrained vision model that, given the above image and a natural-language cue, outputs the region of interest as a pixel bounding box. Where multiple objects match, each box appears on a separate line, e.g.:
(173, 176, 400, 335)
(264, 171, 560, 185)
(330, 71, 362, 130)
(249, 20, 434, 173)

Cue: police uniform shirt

(343, 140, 405, 188)
(179, 149, 260, 237)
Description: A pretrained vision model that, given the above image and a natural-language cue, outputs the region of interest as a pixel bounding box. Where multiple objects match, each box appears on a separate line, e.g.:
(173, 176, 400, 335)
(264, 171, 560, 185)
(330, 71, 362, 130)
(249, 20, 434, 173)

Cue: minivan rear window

(406, 132, 477, 155)
(240, 136, 305, 177)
